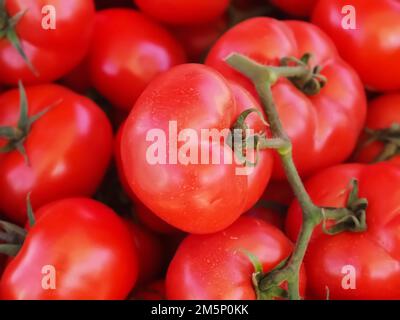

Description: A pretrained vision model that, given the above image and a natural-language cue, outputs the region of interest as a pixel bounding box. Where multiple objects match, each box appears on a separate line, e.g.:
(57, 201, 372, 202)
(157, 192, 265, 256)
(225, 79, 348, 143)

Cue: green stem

(225, 53, 326, 300)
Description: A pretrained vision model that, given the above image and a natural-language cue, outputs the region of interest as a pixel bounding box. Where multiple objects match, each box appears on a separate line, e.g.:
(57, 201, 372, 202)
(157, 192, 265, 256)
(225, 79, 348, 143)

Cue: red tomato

(0, 198, 138, 300)
(0, 84, 113, 224)
(132, 280, 165, 300)
(88, 9, 186, 111)
(134, 0, 230, 25)
(127, 222, 164, 285)
(271, 0, 318, 17)
(0, 0, 95, 85)
(166, 216, 306, 299)
(312, 0, 400, 92)
(121, 64, 273, 234)
(206, 17, 367, 179)
(354, 94, 400, 166)
(169, 16, 228, 62)
(286, 163, 400, 299)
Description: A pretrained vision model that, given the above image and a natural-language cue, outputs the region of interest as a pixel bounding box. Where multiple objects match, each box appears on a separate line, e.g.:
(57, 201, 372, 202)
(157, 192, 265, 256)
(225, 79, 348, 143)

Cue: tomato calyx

(229, 107, 291, 167)
(280, 53, 327, 96)
(241, 249, 289, 300)
(228, 107, 275, 167)
(0, 81, 61, 165)
(0, 193, 35, 257)
(253, 257, 290, 300)
(0, 0, 38, 76)
(322, 179, 368, 235)
(364, 124, 400, 163)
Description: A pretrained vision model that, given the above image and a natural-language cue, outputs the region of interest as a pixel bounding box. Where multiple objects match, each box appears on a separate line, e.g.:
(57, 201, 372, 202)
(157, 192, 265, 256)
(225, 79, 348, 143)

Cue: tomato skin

(166, 216, 305, 299)
(286, 163, 400, 299)
(121, 64, 249, 234)
(134, 0, 229, 25)
(206, 17, 367, 179)
(89, 9, 186, 112)
(0, 84, 113, 225)
(0, 198, 138, 300)
(312, 0, 400, 92)
(271, 0, 318, 17)
(0, 0, 95, 85)
(354, 94, 400, 166)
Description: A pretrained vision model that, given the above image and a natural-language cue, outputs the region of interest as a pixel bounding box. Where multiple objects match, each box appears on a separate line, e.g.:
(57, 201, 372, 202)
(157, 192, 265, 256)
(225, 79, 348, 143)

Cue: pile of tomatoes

(0, 0, 399, 300)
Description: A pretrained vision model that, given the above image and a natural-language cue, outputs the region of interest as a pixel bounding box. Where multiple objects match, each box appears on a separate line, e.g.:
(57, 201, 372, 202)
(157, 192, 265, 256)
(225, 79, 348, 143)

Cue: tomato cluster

(0, 0, 399, 301)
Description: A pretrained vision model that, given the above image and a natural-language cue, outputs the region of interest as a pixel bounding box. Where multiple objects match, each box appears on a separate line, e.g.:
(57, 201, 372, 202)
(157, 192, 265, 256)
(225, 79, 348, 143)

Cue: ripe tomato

(271, 0, 318, 17)
(127, 222, 164, 285)
(166, 216, 306, 299)
(206, 17, 367, 179)
(0, 84, 113, 224)
(286, 163, 400, 299)
(312, 0, 400, 92)
(88, 9, 186, 112)
(121, 64, 273, 234)
(354, 94, 400, 166)
(0, 198, 138, 300)
(134, 0, 230, 25)
(0, 0, 95, 85)
(169, 16, 228, 62)
(132, 280, 165, 300)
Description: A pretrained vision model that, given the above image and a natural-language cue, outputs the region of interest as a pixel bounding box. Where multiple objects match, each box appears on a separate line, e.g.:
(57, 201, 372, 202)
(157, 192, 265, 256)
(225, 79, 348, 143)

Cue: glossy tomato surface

(0, 198, 138, 300)
(0, 0, 95, 85)
(206, 17, 367, 179)
(166, 216, 306, 299)
(0, 85, 113, 224)
(121, 64, 274, 234)
(312, 0, 400, 91)
(286, 163, 400, 299)
(89, 9, 186, 111)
